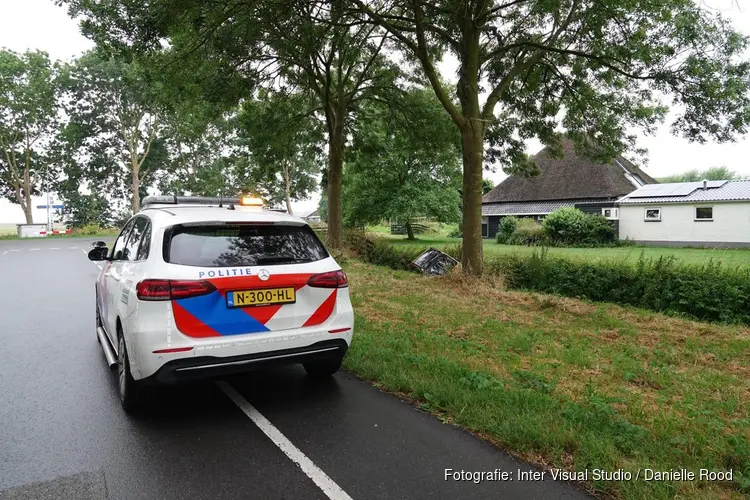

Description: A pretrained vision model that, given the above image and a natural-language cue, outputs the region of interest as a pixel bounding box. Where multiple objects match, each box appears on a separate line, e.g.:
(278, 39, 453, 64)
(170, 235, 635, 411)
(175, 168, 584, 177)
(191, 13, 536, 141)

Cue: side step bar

(97, 327, 117, 369)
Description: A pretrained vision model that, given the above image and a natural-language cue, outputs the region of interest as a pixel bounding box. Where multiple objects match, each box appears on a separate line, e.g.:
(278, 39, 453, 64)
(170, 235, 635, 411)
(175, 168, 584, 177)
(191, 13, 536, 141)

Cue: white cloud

(0, 0, 93, 61)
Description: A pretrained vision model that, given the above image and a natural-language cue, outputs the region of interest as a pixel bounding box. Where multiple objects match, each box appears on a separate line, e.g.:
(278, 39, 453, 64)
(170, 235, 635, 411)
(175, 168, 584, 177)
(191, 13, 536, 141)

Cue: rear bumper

(142, 339, 348, 385)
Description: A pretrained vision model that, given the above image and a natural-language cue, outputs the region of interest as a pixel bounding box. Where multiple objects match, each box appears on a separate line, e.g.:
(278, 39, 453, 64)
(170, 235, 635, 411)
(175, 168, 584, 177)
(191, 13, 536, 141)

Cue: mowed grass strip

(377, 232, 750, 269)
(341, 260, 750, 500)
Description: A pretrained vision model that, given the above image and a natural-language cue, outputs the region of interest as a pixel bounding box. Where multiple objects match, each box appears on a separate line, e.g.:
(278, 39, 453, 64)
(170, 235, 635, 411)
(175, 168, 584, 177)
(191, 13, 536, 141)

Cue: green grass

(0, 231, 119, 241)
(370, 230, 750, 269)
(342, 260, 750, 499)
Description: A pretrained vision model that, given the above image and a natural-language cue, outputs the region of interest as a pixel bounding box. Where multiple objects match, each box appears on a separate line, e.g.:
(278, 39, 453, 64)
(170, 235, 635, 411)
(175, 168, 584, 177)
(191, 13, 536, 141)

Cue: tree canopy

(658, 166, 744, 183)
(59, 0, 403, 248)
(0, 49, 60, 223)
(343, 88, 462, 237)
(236, 90, 323, 214)
(57, 51, 163, 213)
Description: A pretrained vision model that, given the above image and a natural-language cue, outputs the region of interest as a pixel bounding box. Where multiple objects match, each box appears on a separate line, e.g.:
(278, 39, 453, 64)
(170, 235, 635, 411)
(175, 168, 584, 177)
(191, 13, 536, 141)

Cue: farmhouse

(481, 140, 657, 238)
(617, 180, 750, 247)
(300, 209, 321, 222)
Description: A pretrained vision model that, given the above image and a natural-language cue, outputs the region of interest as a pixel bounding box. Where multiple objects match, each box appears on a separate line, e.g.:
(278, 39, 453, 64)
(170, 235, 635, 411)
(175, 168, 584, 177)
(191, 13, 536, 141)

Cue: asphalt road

(0, 237, 591, 500)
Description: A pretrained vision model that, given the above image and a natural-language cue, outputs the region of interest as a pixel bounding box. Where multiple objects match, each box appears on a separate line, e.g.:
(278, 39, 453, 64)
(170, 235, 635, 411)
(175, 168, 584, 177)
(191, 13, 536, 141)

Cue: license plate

(226, 287, 296, 308)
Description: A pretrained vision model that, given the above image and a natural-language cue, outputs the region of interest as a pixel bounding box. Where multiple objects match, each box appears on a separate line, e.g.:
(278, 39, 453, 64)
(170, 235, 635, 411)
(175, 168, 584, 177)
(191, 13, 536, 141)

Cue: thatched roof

(482, 140, 657, 204)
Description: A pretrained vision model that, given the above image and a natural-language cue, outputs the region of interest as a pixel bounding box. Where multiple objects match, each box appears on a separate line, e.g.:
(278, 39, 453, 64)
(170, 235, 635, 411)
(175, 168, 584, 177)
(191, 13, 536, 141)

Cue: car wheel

(303, 358, 343, 378)
(117, 331, 144, 413)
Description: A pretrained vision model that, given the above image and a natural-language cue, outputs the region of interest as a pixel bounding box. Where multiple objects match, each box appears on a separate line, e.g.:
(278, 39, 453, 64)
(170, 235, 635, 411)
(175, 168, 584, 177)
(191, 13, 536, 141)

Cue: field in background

(367, 227, 750, 269)
(0, 224, 16, 235)
(343, 260, 750, 499)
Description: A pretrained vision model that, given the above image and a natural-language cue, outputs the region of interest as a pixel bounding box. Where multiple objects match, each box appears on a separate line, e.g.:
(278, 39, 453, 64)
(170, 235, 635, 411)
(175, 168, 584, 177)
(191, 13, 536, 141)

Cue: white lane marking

(30, 248, 40, 251)
(9, 249, 20, 252)
(51, 247, 60, 250)
(216, 381, 353, 500)
(1, 251, 7, 256)
(68, 247, 79, 249)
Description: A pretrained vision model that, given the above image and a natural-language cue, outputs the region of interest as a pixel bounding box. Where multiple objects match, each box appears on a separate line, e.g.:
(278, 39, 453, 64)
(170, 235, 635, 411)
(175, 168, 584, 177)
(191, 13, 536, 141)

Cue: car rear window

(164, 224, 329, 267)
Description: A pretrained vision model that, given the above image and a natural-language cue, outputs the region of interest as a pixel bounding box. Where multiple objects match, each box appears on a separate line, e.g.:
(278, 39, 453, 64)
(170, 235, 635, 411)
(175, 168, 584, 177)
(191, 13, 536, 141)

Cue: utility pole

(46, 192, 52, 233)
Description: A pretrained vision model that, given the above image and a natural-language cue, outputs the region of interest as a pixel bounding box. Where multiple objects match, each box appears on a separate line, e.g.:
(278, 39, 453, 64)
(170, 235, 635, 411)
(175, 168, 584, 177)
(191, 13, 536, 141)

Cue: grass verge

(341, 260, 750, 499)
(371, 231, 750, 269)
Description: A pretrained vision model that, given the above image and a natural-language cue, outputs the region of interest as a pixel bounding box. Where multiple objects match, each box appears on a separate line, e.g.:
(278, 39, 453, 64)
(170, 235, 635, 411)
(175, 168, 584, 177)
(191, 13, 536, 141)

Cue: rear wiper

(255, 256, 310, 265)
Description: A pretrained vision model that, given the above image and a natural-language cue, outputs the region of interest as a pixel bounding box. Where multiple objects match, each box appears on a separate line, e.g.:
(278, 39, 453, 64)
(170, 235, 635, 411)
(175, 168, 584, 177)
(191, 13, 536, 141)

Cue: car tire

(117, 330, 145, 413)
(95, 298, 102, 344)
(303, 358, 343, 378)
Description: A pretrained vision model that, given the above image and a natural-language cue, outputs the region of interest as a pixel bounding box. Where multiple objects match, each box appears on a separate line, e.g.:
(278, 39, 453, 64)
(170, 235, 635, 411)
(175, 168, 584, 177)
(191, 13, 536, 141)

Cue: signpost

(37, 193, 64, 233)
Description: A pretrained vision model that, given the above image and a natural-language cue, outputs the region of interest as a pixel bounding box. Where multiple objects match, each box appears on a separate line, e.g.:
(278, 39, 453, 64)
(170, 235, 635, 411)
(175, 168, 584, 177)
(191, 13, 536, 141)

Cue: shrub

(542, 207, 615, 246)
(507, 218, 547, 246)
(343, 230, 425, 271)
(447, 227, 462, 238)
(492, 250, 750, 324)
(496, 216, 517, 244)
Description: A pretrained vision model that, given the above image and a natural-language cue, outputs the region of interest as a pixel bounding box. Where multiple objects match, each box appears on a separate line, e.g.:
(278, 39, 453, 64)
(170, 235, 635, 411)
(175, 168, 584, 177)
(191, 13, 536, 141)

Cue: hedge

(490, 250, 750, 324)
(345, 234, 750, 325)
(344, 231, 427, 271)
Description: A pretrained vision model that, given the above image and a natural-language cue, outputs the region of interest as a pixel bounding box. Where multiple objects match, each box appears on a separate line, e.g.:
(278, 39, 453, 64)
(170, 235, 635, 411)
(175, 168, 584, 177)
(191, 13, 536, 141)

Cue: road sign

(36, 205, 64, 209)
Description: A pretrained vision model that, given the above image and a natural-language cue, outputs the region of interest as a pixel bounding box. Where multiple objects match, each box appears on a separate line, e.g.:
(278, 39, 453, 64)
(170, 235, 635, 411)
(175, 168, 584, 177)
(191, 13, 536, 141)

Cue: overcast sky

(0, 0, 749, 224)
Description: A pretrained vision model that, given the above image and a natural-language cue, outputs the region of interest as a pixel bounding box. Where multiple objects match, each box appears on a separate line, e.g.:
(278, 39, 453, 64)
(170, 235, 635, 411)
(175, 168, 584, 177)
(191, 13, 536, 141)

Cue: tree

(156, 102, 239, 198)
(344, 88, 462, 239)
(351, 0, 750, 274)
(58, 51, 162, 214)
(0, 49, 60, 223)
(59, 192, 113, 228)
(236, 90, 323, 214)
(59, 0, 402, 249)
(482, 178, 494, 195)
(658, 166, 743, 183)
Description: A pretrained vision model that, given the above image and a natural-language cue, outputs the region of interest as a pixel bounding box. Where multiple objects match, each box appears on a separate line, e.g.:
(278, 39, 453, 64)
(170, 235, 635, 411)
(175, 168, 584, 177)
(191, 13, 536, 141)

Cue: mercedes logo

(258, 269, 271, 281)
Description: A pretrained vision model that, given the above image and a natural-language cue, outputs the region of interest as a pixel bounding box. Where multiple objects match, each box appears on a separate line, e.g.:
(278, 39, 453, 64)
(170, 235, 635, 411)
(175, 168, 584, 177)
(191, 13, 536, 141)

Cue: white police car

(89, 195, 353, 412)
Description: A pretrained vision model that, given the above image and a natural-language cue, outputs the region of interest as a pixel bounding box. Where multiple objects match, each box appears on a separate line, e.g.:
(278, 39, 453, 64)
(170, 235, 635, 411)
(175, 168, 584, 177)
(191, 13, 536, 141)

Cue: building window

(644, 208, 661, 221)
(481, 216, 488, 238)
(695, 207, 713, 221)
(602, 208, 619, 219)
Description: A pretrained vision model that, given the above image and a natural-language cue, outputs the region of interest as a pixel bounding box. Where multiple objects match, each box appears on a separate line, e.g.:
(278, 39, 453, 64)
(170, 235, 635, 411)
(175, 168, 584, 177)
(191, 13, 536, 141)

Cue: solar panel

(627, 182, 705, 198)
(666, 183, 702, 196)
(706, 180, 728, 188)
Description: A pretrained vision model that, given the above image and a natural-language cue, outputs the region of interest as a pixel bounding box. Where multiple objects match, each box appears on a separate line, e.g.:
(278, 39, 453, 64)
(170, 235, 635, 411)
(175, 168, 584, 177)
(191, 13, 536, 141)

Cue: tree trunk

(460, 127, 484, 275)
(22, 200, 33, 224)
(326, 117, 345, 249)
(131, 157, 141, 214)
(282, 164, 294, 215)
(15, 185, 33, 224)
(405, 221, 415, 240)
(22, 141, 34, 223)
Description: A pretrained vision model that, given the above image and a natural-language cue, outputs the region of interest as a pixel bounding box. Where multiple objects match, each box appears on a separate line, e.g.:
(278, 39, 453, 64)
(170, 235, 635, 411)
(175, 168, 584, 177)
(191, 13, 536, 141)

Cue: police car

(88, 195, 353, 412)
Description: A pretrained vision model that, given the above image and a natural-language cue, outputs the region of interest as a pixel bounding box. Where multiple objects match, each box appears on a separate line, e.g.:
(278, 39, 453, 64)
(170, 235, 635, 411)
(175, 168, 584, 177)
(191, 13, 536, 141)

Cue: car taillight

(307, 270, 348, 288)
(136, 279, 216, 301)
(170, 280, 216, 299)
(136, 279, 171, 300)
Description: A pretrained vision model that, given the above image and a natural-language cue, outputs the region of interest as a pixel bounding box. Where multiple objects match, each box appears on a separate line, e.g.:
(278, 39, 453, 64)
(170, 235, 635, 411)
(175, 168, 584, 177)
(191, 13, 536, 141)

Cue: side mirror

(88, 247, 109, 261)
(91, 241, 107, 248)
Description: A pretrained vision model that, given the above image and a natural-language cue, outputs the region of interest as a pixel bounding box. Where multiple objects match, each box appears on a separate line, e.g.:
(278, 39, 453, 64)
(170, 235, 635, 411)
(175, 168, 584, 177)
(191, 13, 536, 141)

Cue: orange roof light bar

(241, 196, 264, 206)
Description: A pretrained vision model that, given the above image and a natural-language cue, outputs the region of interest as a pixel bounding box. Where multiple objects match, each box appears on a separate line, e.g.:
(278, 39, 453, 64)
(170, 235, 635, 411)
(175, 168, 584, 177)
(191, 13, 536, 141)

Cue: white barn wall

(619, 201, 750, 245)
